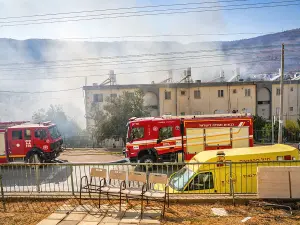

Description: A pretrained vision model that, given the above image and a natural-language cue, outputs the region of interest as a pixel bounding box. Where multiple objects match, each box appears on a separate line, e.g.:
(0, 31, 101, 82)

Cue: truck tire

(139, 155, 155, 171)
(28, 153, 41, 164)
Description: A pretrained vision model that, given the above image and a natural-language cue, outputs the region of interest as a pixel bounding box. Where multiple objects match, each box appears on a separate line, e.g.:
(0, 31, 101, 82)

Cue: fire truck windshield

(49, 125, 61, 139)
(169, 167, 195, 191)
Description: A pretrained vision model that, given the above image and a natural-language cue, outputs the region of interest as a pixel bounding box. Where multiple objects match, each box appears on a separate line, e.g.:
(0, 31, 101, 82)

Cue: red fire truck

(125, 113, 253, 163)
(0, 121, 64, 164)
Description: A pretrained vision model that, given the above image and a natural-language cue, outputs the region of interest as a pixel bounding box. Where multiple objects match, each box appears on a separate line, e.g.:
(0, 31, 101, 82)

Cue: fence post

(35, 165, 40, 193)
(0, 175, 6, 212)
(229, 163, 235, 205)
(70, 165, 75, 195)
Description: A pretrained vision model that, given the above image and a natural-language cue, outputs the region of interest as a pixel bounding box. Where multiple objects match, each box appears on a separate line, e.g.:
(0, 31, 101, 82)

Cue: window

(245, 88, 251, 97)
(276, 107, 280, 115)
(165, 91, 171, 100)
(290, 107, 294, 112)
(232, 89, 237, 94)
(258, 101, 271, 104)
(35, 129, 47, 140)
(194, 90, 201, 99)
(159, 126, 173, 140)
(93, 94, 103, 103)
(291, 87, 294, 92)
(131, 127, 144, 140)
(188, 172, 214, 191)
(180, 90, 186, 96)
(164, 112, 171, 115)
(110, 93, 117, 99)
(276, 88, 281, 96)
(49, 126, 61, 139)
(194, 111, 201, 115)
(12, 130, 22, 140)
(24, 129, 31, 140)
(181, 112, 185, 116)
(218, 90, 224, 98)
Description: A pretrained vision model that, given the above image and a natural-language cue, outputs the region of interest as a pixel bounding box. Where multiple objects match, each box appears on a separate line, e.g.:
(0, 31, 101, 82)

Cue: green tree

(253, 115, 266, 131)
(92, 89, 150, 145)
(32, 105, 82, 137)
(253, 115, 267, 142)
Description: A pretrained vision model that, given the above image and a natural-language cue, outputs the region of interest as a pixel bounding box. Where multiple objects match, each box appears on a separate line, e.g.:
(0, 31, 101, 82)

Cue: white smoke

(0, 0, 247, 128)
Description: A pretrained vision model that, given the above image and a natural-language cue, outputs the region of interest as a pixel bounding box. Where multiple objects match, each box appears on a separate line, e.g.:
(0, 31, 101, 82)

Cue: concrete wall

(272, 83, 300, 121)
(159, 84, 256, 116)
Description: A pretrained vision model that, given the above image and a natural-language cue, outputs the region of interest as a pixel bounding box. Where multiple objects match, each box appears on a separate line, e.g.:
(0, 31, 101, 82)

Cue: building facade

(83, 80, 300, 130)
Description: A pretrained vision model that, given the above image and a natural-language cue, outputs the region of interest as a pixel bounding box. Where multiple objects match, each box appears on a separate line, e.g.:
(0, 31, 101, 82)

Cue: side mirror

(157, 139, 162, 144)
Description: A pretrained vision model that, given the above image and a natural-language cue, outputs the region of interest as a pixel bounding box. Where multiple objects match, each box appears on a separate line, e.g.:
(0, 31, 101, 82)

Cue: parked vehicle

(165, 144, 299, 194)
(0, 121, 64, 164)
(125, 113, 253, 163)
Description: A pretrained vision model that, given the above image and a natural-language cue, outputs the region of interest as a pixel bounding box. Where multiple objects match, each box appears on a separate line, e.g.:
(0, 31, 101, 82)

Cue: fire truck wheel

(28, 153, 41, 164)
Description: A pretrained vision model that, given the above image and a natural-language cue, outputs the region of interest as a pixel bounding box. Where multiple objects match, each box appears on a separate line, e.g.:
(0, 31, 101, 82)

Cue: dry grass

(162, 203, 300, 225)
(1, 198, 300, 225)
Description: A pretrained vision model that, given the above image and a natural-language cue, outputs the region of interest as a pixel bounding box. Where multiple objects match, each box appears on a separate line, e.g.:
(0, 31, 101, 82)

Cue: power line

(0, 0, 262, 24)
(0, 43, 294, 68)
(0, 52, 280, 76)
(0, 87, 82, 94)
(0, 51, 282, 72)
(0, 0, 246, 20)
(0, 1, 299, 27)
(58, 32, 275, 40)
(1, 58, 294, 82)
(0, 45, 296, 73)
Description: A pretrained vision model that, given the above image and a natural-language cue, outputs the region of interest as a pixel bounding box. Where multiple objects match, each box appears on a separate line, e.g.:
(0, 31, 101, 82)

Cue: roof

(129, 113, 252, 123)
(82, 81, 257, 90)
(82, 80, 300, 91)
(10, 123, 55, 129)
(192, 144, 297, 163)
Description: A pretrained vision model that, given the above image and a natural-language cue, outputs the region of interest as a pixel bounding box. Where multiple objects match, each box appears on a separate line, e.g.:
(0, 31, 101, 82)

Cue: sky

(0, 0, 299, 43)
(0, 0, 299, 127)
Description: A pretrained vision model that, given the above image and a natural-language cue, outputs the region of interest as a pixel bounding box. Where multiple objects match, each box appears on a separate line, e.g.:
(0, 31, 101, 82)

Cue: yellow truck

(167, 144, 299, 194)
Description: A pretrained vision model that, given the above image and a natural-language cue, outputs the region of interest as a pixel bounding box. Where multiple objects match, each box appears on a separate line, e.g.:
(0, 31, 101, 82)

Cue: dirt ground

(58, 148, 124, 163)
(1, 199, 300, 225)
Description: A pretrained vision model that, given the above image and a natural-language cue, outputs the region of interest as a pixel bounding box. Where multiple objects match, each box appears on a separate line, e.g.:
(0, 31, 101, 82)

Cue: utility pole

(272, 115, 275, 144)
(278, 43, 284, 144)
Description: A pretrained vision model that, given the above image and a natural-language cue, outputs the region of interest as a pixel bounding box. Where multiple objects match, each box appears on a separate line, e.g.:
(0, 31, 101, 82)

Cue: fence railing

(1, 161, 300, 196)
(63, 135, 124, 148)
(254, 129, 300, 144)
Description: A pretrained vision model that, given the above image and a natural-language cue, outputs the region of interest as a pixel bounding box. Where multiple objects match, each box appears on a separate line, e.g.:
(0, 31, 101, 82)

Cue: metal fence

(1, 161, 300, 196)
(254, 129, 300, 144)
(63, 135, 124, 148)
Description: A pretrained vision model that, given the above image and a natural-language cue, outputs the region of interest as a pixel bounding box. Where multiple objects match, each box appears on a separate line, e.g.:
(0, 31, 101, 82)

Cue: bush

(285, 120, 299, 135)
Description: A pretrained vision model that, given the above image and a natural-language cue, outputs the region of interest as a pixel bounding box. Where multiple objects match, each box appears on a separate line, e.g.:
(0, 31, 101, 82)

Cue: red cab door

(33, 129, 48, 151)
(8, 129, 25, 158)
(24, 128, 33, 153)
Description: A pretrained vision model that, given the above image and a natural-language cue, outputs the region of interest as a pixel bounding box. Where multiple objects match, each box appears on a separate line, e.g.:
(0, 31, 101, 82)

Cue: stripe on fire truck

(0, 154, 25, 159)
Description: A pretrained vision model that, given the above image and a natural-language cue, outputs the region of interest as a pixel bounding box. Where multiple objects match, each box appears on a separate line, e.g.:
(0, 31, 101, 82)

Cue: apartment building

(83, 80, 300, 130)
(159, 82, 256, 116)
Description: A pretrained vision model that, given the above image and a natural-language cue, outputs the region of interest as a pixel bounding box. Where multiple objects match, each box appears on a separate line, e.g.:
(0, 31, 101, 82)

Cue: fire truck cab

(125, 113, 253, 163)
(0, 121, 64, 164)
